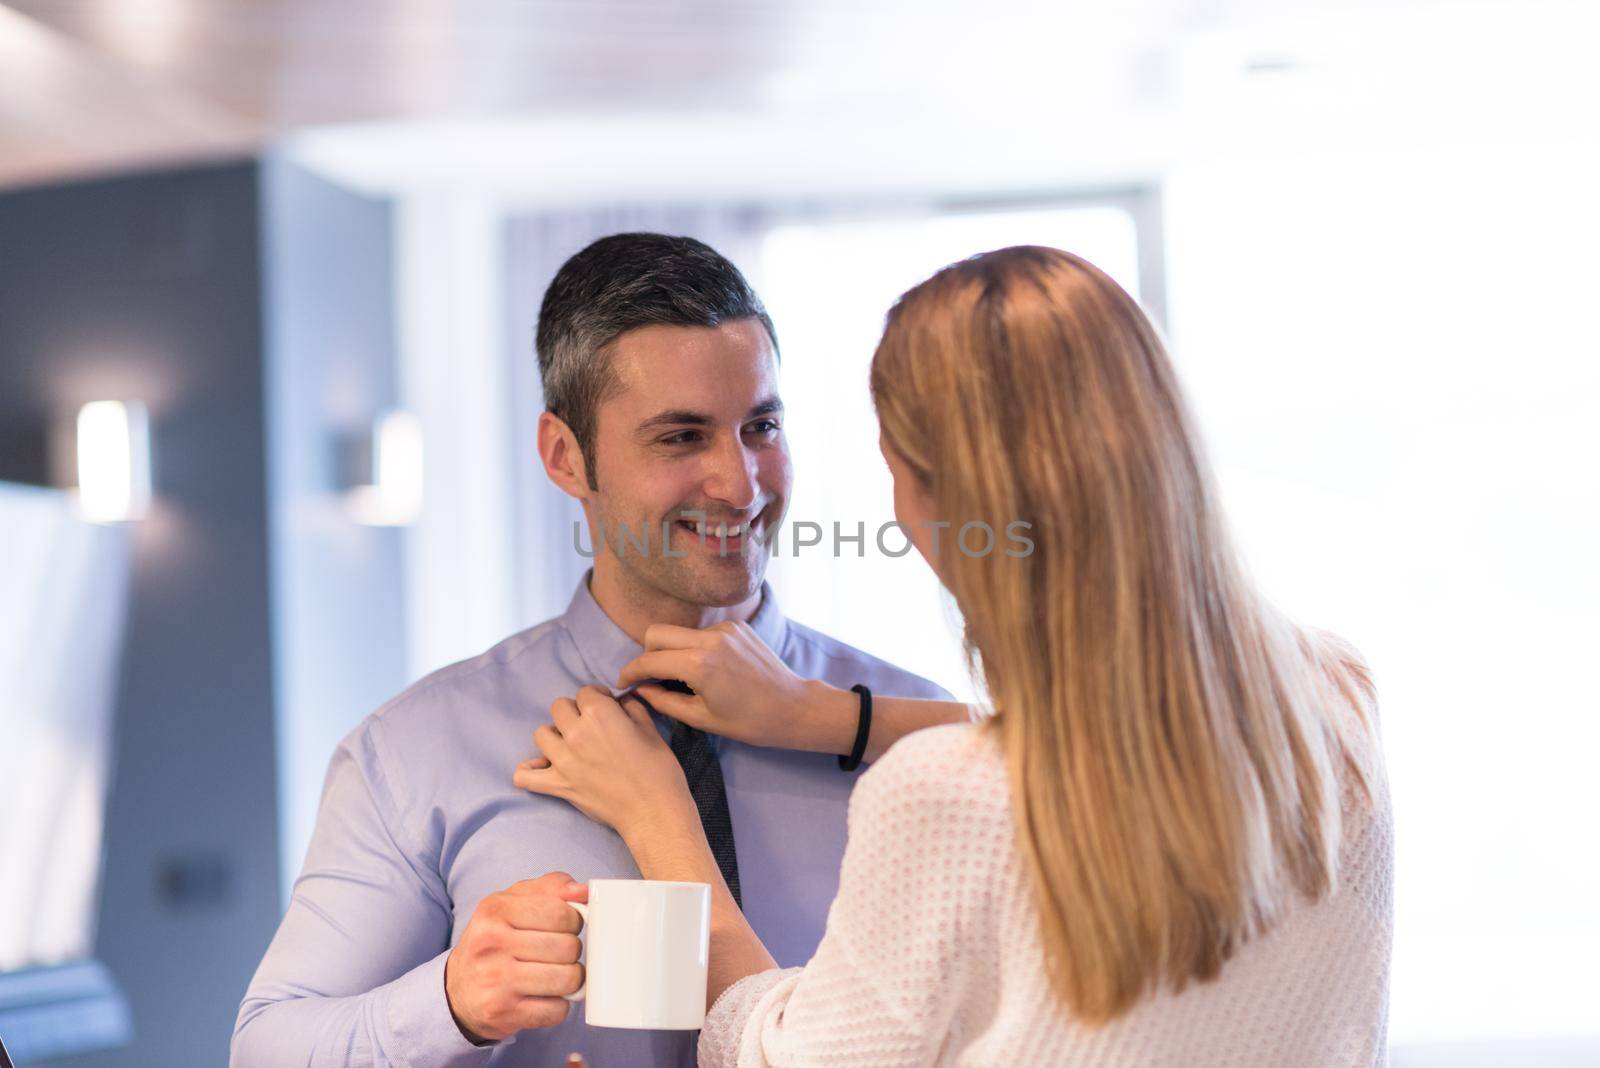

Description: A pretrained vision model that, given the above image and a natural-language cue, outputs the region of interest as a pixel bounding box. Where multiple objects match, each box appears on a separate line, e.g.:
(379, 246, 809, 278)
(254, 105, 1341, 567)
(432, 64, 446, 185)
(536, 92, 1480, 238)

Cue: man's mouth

(673, 514, 763, 552)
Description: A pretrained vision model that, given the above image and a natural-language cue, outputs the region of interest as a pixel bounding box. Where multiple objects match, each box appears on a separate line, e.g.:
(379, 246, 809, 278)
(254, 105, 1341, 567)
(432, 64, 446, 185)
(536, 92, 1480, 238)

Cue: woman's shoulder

(854, 721, 1011, 822)
(875, 719, 1003, 772)
(1299, 625, 1380, 723)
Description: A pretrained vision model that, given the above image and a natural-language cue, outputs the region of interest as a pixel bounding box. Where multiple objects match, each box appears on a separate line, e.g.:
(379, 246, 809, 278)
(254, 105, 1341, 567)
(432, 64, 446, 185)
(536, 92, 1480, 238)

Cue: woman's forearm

(621, 812, 778, 1008)
(607, 687, 971, 1004)
(798, 682, 972, 763)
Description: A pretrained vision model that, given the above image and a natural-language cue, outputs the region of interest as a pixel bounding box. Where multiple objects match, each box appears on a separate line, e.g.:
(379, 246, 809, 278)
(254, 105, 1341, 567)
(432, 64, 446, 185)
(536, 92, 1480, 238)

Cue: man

(232, 233, 949, 1067)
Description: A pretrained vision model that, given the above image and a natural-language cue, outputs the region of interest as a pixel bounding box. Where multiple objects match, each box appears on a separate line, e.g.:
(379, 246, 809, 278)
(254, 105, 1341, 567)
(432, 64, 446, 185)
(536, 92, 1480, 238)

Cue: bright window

(1165, 149, 1600, 1047)
(757, 203, 1149, 703)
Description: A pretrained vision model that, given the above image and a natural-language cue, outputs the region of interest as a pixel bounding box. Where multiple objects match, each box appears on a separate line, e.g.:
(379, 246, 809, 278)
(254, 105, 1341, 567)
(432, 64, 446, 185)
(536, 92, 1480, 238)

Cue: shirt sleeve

(230, 722, 493, 1068)
(698, 725, 996, 1067)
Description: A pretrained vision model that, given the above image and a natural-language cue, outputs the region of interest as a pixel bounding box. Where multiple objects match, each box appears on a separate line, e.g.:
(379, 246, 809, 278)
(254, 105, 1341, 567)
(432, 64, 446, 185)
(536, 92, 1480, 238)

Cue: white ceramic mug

(563, 879, 711, 1030)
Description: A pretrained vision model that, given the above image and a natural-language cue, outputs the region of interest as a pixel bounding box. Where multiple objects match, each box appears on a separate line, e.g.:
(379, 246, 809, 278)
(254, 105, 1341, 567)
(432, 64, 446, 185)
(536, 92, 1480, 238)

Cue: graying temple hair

(536, 232, 778, 488)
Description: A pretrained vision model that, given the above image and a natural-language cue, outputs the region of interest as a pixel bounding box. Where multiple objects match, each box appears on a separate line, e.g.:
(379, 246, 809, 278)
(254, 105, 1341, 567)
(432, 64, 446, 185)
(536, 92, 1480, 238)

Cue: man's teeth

(683, 520, 750, 537)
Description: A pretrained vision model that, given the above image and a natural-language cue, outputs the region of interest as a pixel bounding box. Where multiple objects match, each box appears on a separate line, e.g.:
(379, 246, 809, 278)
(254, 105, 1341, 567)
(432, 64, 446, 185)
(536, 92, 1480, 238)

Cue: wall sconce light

(74, 400, 152, 524)
(0, 400, 152, 522)
(343, 410, 423, 527)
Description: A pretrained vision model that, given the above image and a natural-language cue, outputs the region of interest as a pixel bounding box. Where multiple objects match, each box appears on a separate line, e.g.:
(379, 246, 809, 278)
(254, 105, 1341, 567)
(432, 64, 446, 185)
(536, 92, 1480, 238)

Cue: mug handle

(562, 900, 588, 1003)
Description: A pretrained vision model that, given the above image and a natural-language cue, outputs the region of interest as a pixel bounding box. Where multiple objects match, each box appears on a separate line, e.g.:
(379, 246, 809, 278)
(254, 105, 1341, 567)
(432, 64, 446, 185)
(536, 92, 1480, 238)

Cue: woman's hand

(616, 621, 859, 755)
(513, 685, 699, 843)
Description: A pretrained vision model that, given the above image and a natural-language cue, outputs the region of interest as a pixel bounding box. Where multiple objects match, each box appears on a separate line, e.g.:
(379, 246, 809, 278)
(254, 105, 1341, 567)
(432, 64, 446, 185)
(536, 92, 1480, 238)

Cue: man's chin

(664, 560, 766, 610)
(682, 577, 764, 610)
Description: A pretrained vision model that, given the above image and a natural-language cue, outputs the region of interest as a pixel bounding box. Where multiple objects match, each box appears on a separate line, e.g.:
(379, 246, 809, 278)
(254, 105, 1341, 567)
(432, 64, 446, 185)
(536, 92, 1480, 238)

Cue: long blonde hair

(870, 246, 1379, 1024)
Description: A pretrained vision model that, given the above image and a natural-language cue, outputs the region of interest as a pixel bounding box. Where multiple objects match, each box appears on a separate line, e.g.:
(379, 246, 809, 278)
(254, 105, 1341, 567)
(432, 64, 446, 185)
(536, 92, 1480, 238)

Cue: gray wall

(0, 161, 281, 1066)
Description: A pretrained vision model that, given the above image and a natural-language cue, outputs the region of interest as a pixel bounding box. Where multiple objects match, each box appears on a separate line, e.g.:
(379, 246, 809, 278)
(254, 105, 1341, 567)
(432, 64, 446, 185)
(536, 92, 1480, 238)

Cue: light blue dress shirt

(232, 575, 949, 1067)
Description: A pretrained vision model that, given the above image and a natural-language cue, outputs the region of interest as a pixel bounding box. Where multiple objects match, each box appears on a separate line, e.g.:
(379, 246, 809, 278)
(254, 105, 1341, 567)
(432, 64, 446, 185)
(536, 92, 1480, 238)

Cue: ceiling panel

(1, 0, 1592, 190)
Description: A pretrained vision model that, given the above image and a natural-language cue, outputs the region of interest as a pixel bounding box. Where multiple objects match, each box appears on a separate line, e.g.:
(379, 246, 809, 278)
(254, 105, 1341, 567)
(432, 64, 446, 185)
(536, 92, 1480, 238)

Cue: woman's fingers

(619, 698, 676, 752)
(532, 723, 570, 763)
(619, 696, 656, 729)
(633, 684, 706, 727)
(573, 685, 623, 718)
(550, 696, 581, 735)
(642, 622, 720, 651)
(616, 648, 699, 690)
(514, 761, 563, 795)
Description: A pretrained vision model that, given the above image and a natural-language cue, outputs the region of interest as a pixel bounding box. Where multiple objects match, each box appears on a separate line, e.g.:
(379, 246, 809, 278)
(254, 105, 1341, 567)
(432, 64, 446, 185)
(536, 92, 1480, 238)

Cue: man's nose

(701, 434, 759, 510)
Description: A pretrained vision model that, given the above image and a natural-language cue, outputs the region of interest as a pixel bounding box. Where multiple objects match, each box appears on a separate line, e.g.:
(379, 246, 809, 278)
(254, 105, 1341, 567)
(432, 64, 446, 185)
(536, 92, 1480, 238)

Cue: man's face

(586, 319, 791, 609)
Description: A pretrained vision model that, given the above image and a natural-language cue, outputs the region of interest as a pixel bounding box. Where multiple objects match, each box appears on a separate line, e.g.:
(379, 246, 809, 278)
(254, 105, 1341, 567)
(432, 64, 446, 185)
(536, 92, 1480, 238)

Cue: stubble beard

(595, 500, 775, 613)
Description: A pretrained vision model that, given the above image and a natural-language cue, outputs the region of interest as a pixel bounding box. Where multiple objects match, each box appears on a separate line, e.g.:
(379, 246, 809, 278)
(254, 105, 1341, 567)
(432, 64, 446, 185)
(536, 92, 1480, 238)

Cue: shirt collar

(559, 569, 788, 689)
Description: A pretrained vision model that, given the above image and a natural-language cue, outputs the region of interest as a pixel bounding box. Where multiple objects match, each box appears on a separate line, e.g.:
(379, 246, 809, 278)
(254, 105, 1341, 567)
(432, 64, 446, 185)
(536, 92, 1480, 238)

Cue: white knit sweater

(700, 721, 1393, 1067)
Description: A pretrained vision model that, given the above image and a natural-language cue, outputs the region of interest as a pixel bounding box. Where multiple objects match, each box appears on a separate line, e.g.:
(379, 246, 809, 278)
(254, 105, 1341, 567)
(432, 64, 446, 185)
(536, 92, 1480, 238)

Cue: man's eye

(660, 431, 701, 446)
(745, 420, 781, 436)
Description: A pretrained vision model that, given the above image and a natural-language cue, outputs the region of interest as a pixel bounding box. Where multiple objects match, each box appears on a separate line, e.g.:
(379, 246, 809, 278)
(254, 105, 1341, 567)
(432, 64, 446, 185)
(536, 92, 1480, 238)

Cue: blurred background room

(0, 0, 1597, 1064)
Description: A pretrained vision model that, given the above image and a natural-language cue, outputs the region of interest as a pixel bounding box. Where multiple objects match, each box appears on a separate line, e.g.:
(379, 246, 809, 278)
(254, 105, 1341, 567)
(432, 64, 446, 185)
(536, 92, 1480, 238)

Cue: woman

(515, 246, 1392, 1065)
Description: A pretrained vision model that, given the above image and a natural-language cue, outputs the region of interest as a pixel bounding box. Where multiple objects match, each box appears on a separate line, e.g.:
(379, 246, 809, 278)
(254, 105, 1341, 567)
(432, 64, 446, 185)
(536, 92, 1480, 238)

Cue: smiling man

(232, 234, 950, 1068)
(555, 313, 788, 626)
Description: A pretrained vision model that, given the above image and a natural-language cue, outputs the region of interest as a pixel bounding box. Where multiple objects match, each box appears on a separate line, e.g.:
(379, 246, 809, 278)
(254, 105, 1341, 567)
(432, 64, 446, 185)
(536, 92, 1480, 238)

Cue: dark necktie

(652, 681, 742, 910)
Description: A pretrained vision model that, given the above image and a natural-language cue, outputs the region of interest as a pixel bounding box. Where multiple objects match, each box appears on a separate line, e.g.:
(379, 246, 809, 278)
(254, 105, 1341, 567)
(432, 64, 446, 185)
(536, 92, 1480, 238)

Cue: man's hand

(444, 873, 587, 1044)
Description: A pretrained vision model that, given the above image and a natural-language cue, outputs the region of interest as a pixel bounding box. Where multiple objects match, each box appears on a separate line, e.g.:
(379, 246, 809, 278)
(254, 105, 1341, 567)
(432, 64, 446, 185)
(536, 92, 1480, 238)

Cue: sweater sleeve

(698, 724, 1000, 1067)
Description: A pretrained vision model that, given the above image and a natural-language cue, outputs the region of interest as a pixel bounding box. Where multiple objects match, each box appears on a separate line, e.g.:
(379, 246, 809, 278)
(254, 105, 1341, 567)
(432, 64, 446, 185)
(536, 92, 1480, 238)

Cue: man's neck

(588, 562, 762, 645)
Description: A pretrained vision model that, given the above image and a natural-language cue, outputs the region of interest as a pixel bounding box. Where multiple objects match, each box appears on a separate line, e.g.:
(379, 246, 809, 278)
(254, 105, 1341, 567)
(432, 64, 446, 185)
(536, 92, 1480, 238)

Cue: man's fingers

(505, 871, 578, 897)
(498, 891, 586, 933)
(508, 960, 585, 998)
(616, 649, 698, 689)
(505, 928, 583, 965)
(642, 622, 720, 651)
(505, 994, 572, 1031)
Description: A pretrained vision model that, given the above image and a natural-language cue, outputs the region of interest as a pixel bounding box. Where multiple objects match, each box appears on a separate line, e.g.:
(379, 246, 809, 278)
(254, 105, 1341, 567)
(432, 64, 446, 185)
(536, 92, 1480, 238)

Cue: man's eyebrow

(636, 409, 713, 432)
(635, 397, 784, 433)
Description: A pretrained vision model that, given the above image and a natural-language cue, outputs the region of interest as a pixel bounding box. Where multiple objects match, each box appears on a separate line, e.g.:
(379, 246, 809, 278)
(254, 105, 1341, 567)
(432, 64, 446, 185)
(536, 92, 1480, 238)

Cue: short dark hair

(536, 232, 778, 487)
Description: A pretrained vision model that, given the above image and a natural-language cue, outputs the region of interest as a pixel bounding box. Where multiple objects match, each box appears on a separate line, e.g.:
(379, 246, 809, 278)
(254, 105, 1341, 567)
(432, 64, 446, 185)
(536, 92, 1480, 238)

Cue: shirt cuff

(384, 949, 499, 1068)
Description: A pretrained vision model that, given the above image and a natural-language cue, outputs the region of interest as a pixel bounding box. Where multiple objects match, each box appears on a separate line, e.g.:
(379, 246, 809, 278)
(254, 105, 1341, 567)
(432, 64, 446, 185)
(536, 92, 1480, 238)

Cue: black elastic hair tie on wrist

(839, 684, 872, 771)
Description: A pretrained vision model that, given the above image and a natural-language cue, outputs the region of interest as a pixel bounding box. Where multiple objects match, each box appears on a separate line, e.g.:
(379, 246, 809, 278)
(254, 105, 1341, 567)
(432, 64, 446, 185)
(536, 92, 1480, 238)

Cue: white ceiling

(1, 0, 1595, 193)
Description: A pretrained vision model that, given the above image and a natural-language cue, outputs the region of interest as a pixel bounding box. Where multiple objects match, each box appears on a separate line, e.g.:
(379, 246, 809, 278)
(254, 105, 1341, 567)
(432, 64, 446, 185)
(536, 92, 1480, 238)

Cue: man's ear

(537, 411, 592, 499)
